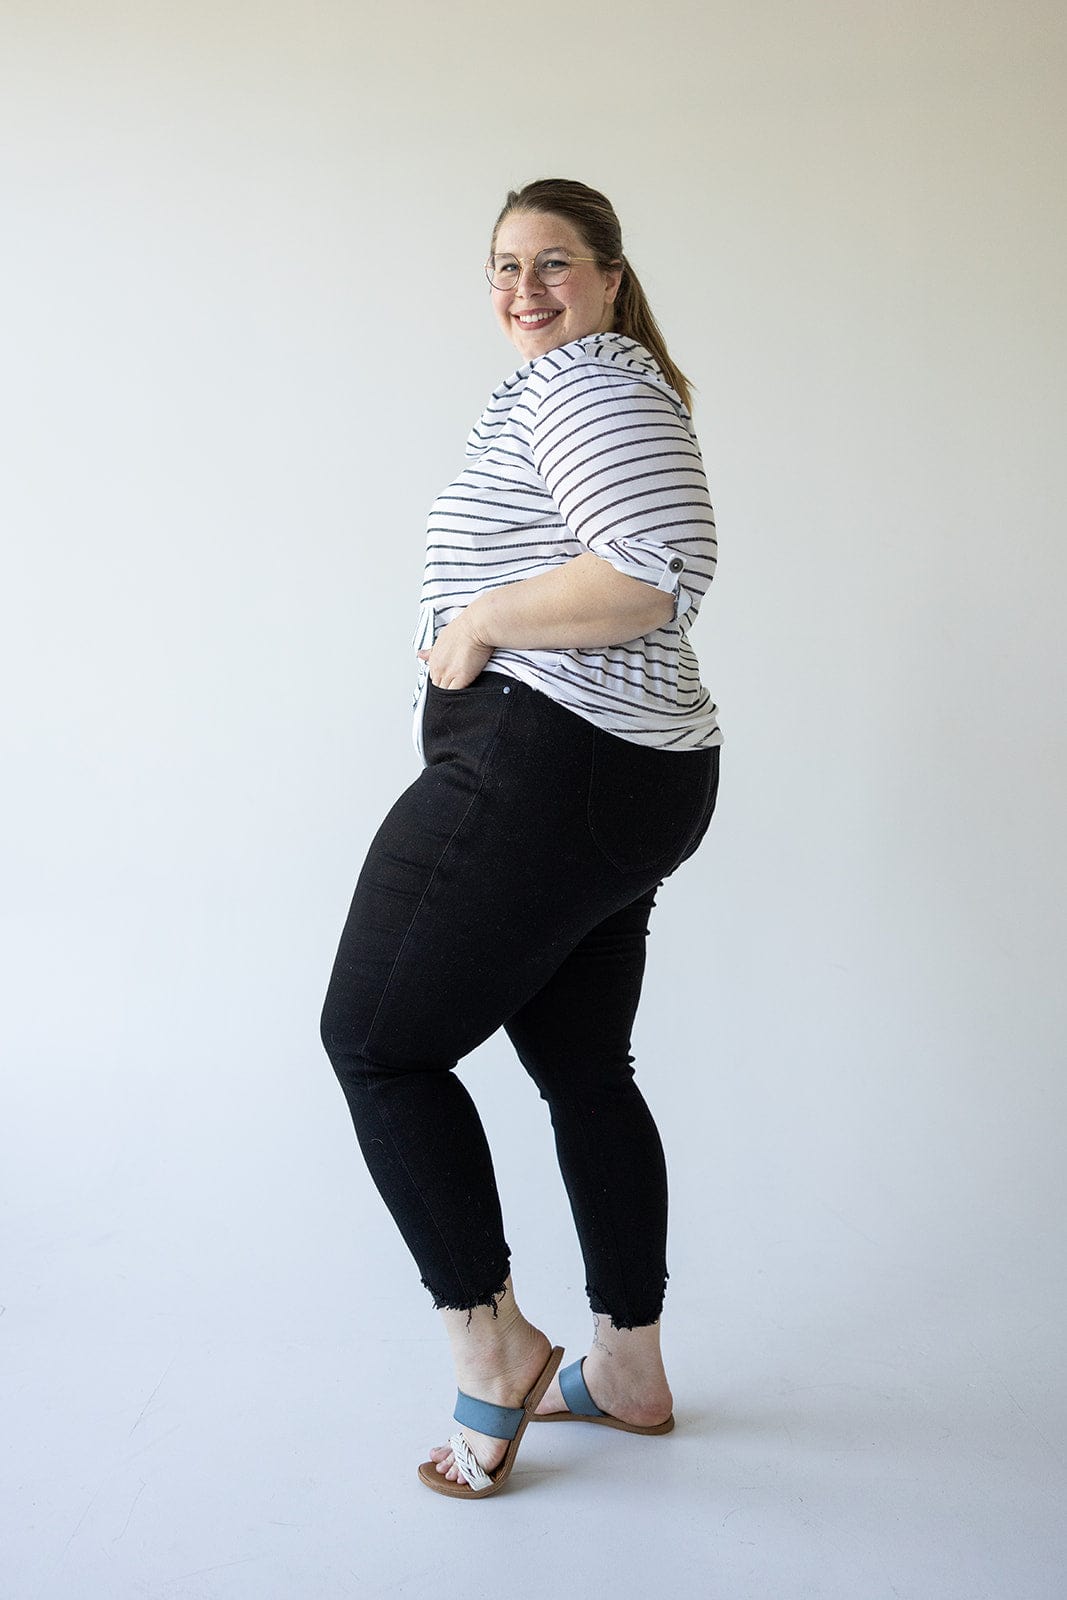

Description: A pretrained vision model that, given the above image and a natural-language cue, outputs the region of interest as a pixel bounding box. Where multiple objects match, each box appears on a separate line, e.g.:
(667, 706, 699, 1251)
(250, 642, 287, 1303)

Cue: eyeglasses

(485, 249, 599, 291)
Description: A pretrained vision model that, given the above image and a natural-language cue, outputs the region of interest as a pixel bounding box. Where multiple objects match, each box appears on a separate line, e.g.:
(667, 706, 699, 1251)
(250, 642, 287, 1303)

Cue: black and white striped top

(412, 331, 721, 755)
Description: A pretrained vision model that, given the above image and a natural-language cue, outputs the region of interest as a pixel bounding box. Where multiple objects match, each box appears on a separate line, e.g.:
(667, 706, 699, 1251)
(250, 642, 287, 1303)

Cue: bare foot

(427, 1286, 552, 1486)
(535, 1314, 673, 1427)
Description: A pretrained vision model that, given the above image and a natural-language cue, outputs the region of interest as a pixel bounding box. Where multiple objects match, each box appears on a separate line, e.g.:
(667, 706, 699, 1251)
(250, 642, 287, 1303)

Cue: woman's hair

(490, 177, 693, 412)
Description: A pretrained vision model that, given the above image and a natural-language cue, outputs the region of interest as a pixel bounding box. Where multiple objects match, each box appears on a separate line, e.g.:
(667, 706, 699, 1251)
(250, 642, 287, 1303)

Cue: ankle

(439, 1283, 544, 1371)
(586, 1315, 666, 1374)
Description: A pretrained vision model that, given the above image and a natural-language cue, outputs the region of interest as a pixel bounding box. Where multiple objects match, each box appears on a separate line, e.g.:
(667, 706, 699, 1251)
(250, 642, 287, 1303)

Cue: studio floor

(5, 1135, 1064, 1600)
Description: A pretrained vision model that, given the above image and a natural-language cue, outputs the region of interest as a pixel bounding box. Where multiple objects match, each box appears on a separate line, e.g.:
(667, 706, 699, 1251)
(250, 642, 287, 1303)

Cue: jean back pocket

(586, 729, 718, 874)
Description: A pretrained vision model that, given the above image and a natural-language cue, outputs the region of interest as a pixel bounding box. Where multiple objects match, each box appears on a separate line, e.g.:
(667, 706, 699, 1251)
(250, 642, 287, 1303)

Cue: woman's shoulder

(528, 331, 652, 379)
(527, 334, 685, 412)
(468, 334, 685, 454)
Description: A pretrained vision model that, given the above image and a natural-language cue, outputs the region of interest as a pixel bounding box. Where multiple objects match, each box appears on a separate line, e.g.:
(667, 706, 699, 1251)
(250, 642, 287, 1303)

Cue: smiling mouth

(513, 309, 562, 328)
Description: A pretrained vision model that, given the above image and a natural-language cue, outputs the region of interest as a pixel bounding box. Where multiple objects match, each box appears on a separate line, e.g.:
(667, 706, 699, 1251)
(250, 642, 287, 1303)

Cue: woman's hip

(321, 674, 718, 1064)
(422, 669, 720, 879)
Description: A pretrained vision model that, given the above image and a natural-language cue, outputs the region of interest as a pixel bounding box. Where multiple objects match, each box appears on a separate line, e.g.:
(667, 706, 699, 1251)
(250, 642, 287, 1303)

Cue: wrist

(464, 592, 497, 649)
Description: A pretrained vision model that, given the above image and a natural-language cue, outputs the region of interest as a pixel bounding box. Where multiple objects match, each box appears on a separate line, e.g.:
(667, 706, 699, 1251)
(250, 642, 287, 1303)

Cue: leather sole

(528, 1408, 675, 1434)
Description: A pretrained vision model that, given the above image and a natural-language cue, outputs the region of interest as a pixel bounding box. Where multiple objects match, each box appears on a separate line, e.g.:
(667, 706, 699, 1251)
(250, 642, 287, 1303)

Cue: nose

(514, 261, 545, 297)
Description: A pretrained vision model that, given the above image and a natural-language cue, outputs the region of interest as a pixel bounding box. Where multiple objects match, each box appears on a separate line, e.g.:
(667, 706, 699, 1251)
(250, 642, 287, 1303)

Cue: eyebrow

(493, 245, 571, 256)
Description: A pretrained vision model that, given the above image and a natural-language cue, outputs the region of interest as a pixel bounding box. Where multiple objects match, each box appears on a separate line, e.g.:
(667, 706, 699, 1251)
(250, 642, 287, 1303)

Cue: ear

(603, 263, 624, 304)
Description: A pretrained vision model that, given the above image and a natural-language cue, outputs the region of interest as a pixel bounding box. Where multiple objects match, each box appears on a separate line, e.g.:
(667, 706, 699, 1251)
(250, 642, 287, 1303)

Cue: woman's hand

(418, 607, 494, 690)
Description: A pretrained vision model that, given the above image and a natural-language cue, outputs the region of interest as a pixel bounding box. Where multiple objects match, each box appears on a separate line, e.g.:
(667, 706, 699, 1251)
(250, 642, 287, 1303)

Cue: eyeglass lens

(486, 251, 575, 289)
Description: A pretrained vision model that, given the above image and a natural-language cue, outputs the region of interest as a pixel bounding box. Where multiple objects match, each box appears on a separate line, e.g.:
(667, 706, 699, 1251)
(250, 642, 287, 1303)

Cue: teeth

(518, 312, 559, 325)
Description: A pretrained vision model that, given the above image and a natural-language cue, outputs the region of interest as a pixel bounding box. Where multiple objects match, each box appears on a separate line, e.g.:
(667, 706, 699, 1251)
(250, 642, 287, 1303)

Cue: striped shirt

(412, 331, 721, 756)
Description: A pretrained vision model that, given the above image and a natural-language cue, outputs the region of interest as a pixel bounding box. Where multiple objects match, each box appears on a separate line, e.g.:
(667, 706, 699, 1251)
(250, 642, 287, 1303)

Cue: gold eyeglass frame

(485, 251, 599, 291)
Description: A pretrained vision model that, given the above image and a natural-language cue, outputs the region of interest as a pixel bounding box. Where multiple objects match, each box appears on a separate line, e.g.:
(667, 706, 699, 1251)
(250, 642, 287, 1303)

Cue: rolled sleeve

(599, 537, 691, 623)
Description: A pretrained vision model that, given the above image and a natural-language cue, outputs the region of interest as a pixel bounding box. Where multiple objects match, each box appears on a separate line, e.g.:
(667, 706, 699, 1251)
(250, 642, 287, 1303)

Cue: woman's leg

(318, 678, 522, 1316)
(503, 885, 675, 1427)
(426, 1275, 555, 1484)
(319, 675, 610, 1485)
(503, 882, 670, 1330)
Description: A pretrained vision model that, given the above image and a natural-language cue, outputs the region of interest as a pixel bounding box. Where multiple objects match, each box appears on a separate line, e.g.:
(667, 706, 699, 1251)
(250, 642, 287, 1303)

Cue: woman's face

(489, 210, 622, 362)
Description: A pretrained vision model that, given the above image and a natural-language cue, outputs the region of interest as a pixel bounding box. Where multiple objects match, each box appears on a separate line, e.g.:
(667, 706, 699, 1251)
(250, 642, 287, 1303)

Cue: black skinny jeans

(319, 671, 720, 1329)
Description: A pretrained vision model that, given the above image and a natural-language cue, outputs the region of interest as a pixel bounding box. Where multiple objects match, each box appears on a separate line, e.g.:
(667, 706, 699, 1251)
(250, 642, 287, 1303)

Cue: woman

(319, 178, 722, 1498)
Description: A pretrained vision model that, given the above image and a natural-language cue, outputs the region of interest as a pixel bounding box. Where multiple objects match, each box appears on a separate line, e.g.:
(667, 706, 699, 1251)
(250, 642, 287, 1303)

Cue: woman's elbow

(645, 587, 677, 630)
(619, 576, 675, 633)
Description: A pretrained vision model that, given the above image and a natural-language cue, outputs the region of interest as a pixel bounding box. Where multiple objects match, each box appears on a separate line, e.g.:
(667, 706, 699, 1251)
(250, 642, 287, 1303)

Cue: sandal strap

(453, 1390, 525, 1439)
(447, 1430, 494, 1492)
(558, 1357, 606, 1417)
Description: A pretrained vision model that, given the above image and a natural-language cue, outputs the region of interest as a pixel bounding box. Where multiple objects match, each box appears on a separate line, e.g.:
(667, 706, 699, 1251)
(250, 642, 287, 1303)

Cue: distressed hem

(422, 1275, 511, 1328)
(588, 1270, 669, 1331)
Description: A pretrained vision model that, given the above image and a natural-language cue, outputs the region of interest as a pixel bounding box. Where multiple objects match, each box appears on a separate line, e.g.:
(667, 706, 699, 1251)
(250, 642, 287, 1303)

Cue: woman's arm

(419, 553, 674, 690)
(423, 363, 715, 691)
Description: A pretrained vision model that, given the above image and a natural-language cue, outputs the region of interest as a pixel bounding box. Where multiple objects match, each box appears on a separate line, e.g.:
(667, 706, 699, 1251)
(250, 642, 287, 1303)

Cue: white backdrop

(3, 2, 1065, 1596)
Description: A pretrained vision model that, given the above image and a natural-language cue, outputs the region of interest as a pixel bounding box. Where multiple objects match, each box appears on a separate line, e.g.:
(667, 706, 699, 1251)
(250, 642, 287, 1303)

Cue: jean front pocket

(586, 729, 715, 874)
(422, 673, 513, 776)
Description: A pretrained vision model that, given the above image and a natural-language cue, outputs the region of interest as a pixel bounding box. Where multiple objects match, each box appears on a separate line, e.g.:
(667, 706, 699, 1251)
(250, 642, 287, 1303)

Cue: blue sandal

(528, 1356, 675, 1434)
(417, 1344, 565, 1498)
